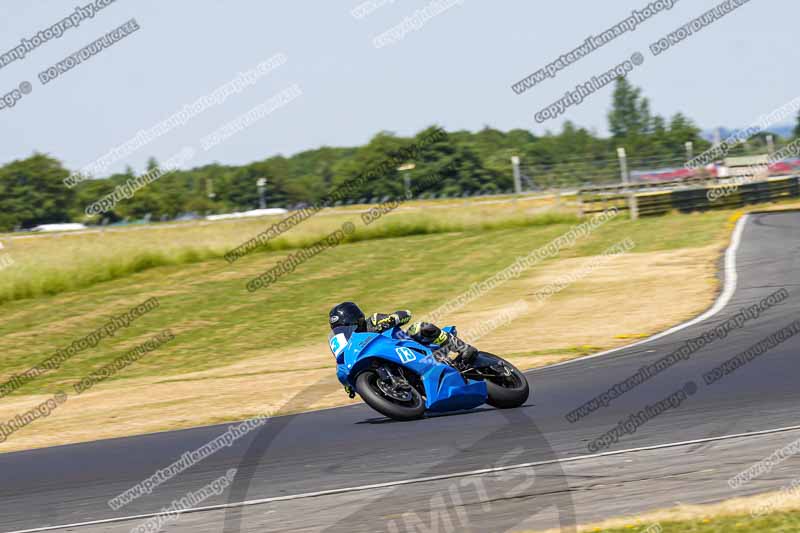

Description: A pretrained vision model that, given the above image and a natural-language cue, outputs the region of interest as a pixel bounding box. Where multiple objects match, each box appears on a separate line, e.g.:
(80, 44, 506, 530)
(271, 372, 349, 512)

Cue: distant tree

(652, 115, 666, 136)
(330, 131, 408, 199)
(608, 78, 649, 140)
(666, 113, 704, 152)
(794, 110, 800, 138)
(411, 126, 502, 195)
(218, 167, 262, 210)
(0, 154, 74, 230)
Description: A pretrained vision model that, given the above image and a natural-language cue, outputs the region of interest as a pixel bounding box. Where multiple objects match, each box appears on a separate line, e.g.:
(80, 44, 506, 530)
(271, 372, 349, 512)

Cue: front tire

(481, 354, 530, 409)
(355, 370, 425, 421)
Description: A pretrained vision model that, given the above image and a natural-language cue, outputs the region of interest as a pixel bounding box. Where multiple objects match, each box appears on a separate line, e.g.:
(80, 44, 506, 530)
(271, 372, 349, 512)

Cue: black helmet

(329, 302, 366, 330)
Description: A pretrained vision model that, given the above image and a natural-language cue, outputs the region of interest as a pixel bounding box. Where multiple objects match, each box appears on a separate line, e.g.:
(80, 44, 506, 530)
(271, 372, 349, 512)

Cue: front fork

(376, 365, 411, 391)
(344, 365, 410, 399)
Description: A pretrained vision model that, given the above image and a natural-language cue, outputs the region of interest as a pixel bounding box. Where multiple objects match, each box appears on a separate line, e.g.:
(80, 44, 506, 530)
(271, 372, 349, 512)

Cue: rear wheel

(355, 368, 425, 421)
(478, 354, 530, 409)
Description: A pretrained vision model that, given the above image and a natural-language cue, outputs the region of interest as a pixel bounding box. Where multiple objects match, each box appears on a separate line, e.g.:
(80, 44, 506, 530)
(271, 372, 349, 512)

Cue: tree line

(0, 79, 792, 231)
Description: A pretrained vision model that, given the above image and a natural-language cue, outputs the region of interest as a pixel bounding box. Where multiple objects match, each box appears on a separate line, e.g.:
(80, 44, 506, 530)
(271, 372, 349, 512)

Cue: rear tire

(481, 354, 530, 409)
(355, 370, 425, 421)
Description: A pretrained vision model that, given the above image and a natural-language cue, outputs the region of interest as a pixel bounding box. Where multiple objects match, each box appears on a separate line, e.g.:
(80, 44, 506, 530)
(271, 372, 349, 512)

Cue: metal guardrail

(580, 176, 800, 217)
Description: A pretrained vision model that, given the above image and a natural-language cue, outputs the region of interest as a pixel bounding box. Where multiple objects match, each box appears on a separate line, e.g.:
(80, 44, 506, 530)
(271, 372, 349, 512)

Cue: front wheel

(478, 354, 530, 409)
(355, 369, 425, 421)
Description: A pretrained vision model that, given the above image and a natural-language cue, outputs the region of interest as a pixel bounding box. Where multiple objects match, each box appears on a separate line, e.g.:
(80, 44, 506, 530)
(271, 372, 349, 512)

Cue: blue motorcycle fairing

(331, 326, 487, 413)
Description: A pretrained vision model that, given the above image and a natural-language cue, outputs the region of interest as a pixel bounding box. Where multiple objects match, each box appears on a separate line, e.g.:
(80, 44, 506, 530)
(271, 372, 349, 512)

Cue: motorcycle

(329, 324, 530, 421)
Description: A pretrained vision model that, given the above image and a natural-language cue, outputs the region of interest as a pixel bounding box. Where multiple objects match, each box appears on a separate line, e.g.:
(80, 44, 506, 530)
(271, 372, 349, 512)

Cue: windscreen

(328, 325, 357, 358)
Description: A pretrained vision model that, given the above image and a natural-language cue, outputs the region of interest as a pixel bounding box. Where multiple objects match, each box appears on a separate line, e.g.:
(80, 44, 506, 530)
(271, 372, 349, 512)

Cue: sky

(0, 0, 796, 176)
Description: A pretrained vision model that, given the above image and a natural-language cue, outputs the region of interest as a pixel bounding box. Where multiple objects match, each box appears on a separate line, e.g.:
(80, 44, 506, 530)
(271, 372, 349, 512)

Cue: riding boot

(448, 335, 479, 367)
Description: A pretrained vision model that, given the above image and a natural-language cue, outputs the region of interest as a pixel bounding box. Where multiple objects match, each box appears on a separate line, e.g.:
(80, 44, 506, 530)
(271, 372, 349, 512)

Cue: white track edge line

(10, 418, 800, 533)
(535, 213, 749, 372)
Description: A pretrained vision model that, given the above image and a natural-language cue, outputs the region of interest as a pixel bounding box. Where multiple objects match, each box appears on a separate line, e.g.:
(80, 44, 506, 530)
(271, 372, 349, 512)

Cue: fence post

(617, 147, 629, 186)
(257, 177, 267, 209)
(511, 156, 522, 195)
(628, 192, 639, 220)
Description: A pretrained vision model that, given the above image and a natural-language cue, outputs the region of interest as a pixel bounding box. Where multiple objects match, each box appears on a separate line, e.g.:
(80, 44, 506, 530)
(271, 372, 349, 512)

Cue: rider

(328, 301, 478, 365)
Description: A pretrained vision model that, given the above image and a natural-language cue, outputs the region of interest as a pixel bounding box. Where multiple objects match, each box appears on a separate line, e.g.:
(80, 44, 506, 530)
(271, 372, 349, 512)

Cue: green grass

(0, 207, 577, 305)
(0, 206, 735, 398)
(342, 210, 580, 244)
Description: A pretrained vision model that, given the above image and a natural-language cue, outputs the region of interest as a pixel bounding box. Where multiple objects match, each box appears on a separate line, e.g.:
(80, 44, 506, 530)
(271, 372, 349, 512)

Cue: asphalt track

(3, 210, 800, 532)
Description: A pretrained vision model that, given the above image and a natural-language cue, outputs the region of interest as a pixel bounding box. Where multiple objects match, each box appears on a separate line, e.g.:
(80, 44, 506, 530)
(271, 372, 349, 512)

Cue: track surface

(2, 211, 800, 532)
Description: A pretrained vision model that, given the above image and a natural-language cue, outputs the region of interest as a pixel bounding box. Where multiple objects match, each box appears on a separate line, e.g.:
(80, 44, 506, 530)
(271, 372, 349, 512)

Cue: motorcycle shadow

(356, 403, 535, 424)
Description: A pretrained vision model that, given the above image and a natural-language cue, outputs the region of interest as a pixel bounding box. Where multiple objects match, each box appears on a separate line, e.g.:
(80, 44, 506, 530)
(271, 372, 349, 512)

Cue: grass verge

(0, 199, 572, 304)
(528, 485, 800, 532)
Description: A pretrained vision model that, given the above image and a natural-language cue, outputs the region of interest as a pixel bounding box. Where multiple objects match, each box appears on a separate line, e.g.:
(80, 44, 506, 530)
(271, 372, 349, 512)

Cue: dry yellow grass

(448, 245, 721, 369)
(523, 488, 800, 533)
